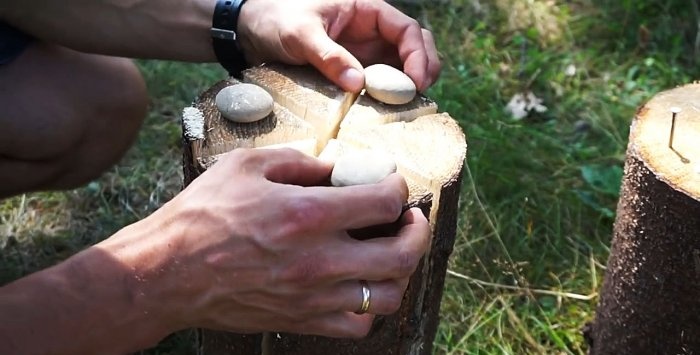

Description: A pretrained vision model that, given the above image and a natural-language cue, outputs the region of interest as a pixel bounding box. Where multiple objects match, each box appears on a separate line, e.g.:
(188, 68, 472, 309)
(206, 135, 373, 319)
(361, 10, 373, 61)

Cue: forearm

(0, 218, 181, 354)
(0, 0, 216, 61)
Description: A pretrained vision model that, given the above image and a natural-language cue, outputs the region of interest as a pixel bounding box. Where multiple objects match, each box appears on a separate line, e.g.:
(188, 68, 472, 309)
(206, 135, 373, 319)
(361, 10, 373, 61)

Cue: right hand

(151, 148, 430, 337)
(238, 0, 441, 92)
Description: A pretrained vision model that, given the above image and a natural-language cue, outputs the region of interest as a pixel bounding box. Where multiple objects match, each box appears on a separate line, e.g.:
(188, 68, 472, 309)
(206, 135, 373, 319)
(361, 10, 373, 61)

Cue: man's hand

(113, 148, 431, 337)
(0, 149, 431, 354)
(239, 0, 441, 92)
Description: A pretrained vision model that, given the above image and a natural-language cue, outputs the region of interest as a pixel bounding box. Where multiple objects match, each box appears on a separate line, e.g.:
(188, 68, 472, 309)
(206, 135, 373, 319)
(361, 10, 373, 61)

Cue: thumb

(301, 29, 365, 92)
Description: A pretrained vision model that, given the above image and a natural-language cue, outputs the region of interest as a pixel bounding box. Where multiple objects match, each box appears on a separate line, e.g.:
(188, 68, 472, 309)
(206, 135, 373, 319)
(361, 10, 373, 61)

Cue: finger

(291, 279, 409, 315)
(331, 278, 410, 315)
(288, 312, 375, 338)
(288, 173, 409, 233)
(276, 207, 428, 287)
(331, 208, 431, 281)
(257, 148, 334, 186)
(421, 29, 441, 91)
(300, 26, 366, 92)
(369, 1, 429, 91)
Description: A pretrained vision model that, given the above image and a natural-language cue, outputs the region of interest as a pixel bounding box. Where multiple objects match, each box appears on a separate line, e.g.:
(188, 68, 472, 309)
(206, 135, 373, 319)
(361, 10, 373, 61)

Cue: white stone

(331, 150, 397, 187)
(364, 64, 417, 105)
(318, 139, 342, 163)
(215, 83, 274, 123)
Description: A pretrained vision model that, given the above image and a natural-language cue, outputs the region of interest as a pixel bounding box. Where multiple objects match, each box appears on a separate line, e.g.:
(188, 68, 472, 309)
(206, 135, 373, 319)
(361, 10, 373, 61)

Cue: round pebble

(215, 83, 274, 123)
(331, 150, 397, 187)
(364, 64, 417, 105)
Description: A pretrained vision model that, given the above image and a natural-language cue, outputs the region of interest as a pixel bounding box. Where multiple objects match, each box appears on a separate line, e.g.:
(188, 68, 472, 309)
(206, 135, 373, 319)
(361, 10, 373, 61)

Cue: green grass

(2, 0, 700, 353)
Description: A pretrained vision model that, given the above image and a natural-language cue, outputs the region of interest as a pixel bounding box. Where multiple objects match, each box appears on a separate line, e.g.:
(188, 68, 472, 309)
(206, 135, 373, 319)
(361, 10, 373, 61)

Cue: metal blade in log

(181, 64, 466, 355)
(587, 83, 700, 354)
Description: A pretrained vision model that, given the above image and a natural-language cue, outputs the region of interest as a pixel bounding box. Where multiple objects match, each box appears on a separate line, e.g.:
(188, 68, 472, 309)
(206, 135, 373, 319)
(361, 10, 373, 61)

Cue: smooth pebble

(364, 64, 417, 105)
(215, 83, 274, 123)
(331, 150, 397, 187)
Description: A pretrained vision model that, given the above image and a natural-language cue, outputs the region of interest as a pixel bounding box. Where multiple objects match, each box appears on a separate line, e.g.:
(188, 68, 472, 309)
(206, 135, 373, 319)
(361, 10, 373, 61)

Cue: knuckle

(380, 286, 405, 314)
(291, 196, 326, 222)
(317, 45, 344, 64)
(279, 195, 326, 236)
(280, 21, 315, 48)
(279, 22, 304, 42)
(407, 19, 421, 32)
(219, 147, 244, 163)
(229, 148, 263, 169)
(395, 248, 420, 277)
(377, 189, 403, 221)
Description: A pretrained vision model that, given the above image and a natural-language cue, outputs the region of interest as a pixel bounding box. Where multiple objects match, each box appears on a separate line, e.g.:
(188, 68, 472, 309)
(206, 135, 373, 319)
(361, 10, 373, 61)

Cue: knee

(100, 57, 149, 137)
(57, 57, 148, 188)
(86, 55, 149, 155)
(0, 45, 149, 194)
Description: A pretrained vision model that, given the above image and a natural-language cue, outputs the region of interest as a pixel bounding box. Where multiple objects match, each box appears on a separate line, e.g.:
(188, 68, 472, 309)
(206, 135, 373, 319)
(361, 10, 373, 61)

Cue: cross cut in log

(181, 64, 466, 355)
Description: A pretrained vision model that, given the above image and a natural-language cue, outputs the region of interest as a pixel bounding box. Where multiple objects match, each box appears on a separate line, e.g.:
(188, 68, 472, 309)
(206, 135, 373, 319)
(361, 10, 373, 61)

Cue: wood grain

(181, 64, 466, 355)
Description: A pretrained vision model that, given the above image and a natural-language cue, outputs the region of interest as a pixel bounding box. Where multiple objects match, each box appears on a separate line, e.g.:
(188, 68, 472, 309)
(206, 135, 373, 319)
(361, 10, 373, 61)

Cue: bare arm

(0, 220, 180, 354)
(0, 0, 440, 91)
(0, 0, 217, 61)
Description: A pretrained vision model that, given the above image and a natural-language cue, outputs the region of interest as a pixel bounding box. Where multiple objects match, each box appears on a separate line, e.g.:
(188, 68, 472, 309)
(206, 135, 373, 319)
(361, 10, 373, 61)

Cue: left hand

(238, 0, 441, 93)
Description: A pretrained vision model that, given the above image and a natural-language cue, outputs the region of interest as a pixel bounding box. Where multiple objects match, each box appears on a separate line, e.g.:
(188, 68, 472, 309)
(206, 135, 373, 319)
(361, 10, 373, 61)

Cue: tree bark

(181, 64, 466, 355)
(588, 84, 700, 354)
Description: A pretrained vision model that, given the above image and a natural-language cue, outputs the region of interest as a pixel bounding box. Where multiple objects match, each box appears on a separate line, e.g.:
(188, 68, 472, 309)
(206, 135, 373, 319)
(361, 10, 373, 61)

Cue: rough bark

(588, 153, 700, 354)
(588, 84, 700, 354)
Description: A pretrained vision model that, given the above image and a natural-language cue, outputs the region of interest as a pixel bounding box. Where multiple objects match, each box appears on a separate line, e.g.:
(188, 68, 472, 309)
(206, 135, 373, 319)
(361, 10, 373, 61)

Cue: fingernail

(339, 68, 365, 92)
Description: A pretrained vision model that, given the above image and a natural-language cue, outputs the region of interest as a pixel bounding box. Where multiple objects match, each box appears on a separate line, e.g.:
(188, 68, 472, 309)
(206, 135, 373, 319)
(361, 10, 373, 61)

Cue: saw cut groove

(181, 64, 466, 355)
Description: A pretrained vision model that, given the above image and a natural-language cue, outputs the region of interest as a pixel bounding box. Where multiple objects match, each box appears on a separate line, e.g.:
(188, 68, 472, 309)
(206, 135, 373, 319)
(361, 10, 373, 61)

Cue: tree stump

(181, 64, 466, 355)
(588, 84, 700, 354)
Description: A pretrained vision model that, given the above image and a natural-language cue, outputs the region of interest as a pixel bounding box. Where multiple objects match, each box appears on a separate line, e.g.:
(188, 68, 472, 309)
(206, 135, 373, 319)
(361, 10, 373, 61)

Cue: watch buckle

(210, 28, 237, 41)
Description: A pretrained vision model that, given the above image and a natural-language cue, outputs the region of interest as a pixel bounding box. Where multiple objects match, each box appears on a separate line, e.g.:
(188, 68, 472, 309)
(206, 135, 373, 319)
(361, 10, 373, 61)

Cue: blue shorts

(0, 22, 32, 65)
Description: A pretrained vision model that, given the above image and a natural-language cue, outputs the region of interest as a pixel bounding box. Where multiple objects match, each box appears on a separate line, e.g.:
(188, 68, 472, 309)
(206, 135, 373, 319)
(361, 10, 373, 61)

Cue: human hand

(147, 148, 430, 337)
(238, 0, 441, 93)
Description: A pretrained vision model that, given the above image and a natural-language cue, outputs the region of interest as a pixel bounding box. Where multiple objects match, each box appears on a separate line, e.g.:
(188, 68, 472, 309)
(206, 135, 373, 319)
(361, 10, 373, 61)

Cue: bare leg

(0, 42, 148, 198)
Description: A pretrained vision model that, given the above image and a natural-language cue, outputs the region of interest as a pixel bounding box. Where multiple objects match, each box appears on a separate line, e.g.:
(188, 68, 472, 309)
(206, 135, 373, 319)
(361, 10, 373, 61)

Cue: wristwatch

(210, 0, 249, 77)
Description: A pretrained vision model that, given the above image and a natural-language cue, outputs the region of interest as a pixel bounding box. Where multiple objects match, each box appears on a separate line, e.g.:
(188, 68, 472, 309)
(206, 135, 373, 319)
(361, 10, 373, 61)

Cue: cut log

(587, 84, 700, 354)
(181, 64, 466, 355)
(243, 64, 437, 152)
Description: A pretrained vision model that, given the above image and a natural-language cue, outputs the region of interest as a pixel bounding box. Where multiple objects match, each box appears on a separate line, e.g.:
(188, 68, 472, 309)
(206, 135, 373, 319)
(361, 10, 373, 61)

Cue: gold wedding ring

(355, 280, 371, 315)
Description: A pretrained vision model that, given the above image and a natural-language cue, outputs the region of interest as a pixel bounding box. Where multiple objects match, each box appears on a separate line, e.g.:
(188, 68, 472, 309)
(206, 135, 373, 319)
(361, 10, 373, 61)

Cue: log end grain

(632, 83, 700, 200)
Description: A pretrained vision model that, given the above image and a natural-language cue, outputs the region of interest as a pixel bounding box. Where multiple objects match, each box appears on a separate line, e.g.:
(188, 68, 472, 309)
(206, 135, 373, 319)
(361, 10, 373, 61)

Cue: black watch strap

(211, 0, 249, 77)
